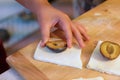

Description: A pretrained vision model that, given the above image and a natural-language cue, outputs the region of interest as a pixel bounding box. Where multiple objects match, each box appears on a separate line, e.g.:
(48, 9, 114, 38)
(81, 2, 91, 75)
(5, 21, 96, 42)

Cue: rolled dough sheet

(72, 76, 104, 80)
(87, 41, 120, 76)
(34, 41, 82, 69)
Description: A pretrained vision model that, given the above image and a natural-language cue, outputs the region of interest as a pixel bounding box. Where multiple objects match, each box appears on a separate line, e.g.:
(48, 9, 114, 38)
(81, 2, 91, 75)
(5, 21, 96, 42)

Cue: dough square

(34, 41, 82, 69)
(87, 41, 120, 76)
(72, 76, 104, 80)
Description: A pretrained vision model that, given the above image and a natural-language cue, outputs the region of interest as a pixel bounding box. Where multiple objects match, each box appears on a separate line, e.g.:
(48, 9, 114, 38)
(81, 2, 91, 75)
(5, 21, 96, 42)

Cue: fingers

(56, 15, 89, 48)
(75, 23, 90, 41)
(58, 19, 72, 48)
(39, 14, 89, 49)
(40, 21, 89, 49)
(77, 23, 87, 32)
(79, 26, 90, 41)
(40, 24, 51, 47)
(71, 23, 85, 48)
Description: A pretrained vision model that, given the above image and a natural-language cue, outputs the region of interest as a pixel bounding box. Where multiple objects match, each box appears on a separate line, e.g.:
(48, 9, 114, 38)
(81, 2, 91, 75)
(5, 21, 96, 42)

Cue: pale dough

(72, 76, 104, 80)
(87, 41, 120, 76)
(34, 41, 82, 69)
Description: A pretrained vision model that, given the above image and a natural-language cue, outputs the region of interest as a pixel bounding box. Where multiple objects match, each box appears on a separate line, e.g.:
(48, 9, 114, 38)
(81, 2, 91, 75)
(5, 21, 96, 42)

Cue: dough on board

(87, 41, 120, 76)
(72, 76, 104, 80)
(34, 41, 82, 69)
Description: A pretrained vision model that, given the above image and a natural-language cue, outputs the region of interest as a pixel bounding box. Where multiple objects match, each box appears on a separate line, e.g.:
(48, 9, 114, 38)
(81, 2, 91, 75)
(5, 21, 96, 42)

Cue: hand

(16, 0, 89, 48)
(35, 3, 89, 48)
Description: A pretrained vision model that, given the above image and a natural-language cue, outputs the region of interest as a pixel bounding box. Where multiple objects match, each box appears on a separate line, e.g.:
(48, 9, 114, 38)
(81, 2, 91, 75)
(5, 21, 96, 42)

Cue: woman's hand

(16, 0, 89, 48)
(36, 4, 89, 48)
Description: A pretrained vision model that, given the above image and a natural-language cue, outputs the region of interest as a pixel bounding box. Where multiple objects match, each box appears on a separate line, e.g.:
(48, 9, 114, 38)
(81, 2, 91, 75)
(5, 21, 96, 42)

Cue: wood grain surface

(7, 0, 120, 80)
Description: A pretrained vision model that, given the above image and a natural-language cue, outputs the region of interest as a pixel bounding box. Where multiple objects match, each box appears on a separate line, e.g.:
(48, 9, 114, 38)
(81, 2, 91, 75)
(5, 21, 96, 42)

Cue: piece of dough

(72, 76, 104, 80)
(87, 41, 120, 76)
(34, 41, 82, 69)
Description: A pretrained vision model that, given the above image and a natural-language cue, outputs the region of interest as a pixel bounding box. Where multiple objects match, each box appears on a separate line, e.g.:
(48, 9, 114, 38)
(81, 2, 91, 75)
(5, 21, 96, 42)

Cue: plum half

(46, 38, 67, 53)
(100, 41, 120, 60)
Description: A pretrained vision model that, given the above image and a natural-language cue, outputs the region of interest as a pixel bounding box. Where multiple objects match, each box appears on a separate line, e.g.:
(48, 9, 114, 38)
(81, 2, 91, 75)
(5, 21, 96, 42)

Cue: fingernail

(40, 40, 45, 47)
(67, 40, 72, 48)
(81, 44, 85, 48)
(40, 42, 43, 47)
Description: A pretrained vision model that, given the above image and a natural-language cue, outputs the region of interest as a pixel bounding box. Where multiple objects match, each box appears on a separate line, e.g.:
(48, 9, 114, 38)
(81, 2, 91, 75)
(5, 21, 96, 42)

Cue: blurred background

(0, 0, 105, 55)
(0, 0, 74, 55)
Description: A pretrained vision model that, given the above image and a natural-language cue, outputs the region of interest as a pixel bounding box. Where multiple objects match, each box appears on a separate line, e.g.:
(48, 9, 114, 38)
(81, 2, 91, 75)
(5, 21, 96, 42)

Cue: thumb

(40, 24, 51, 47)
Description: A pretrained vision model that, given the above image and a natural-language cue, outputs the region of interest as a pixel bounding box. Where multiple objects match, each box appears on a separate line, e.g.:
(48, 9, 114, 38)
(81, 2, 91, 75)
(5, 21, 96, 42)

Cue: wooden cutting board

(7, 0, 120, 80)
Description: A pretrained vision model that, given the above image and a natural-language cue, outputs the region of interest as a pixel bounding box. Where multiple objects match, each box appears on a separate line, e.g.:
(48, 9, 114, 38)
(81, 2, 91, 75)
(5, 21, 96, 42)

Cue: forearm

(16, 0, 50, 13)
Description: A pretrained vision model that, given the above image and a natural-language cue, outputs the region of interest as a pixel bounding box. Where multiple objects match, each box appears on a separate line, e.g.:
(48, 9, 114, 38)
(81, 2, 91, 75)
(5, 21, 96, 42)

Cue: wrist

(32, 0, 51, 14)
(16, 0, 51, 14)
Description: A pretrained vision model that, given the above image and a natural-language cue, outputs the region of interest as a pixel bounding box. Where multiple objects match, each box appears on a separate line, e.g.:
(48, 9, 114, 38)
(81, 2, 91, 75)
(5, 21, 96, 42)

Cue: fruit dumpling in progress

(100, 41, 120, 60)
(46, 38, 67, 53)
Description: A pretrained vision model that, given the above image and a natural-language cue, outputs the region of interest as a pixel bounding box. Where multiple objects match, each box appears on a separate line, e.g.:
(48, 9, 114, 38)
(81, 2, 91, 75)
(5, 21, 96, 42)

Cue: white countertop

(0, 1, 24, 21)
(0, 68, 24, 80)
